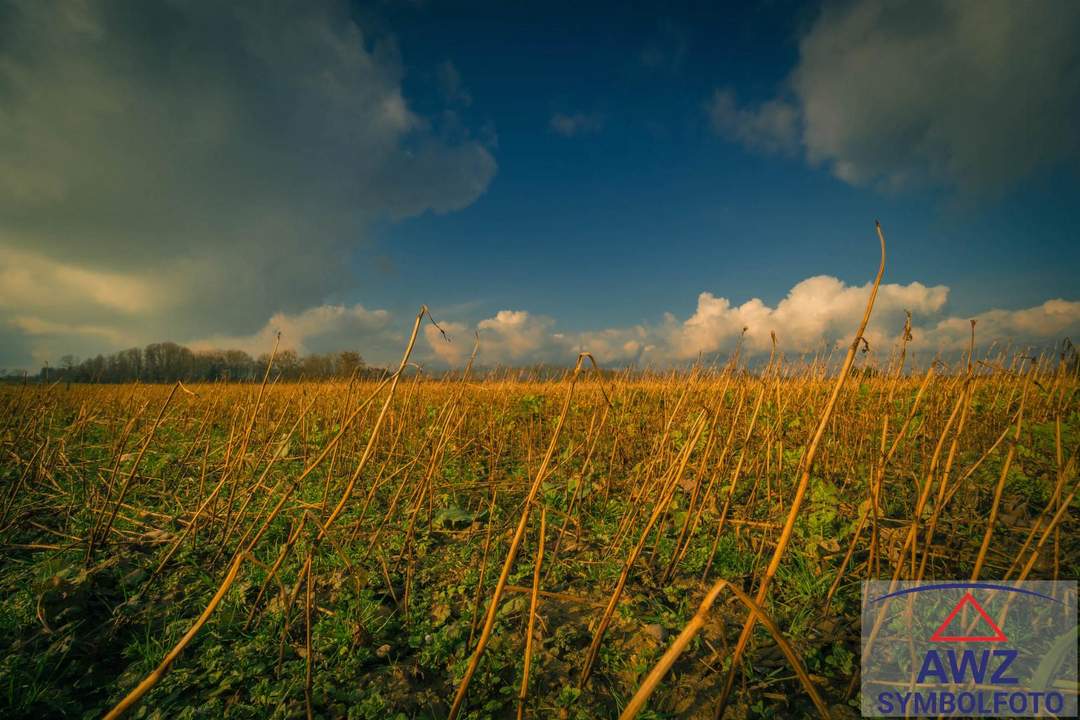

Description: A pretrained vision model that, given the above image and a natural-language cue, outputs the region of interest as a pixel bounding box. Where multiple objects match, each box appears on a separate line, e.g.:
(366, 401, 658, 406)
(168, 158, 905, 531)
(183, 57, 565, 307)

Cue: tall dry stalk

(620, 579, 831, 720)
(715, 222, 886, 717)
(448, 353, 596, 720)
(517, 507, 546, 720)
(971, 359, 1034, 580)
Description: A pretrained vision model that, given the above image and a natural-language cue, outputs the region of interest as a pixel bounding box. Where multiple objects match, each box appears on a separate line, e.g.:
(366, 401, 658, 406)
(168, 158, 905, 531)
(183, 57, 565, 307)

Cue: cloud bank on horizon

(212, 275, 1080, 368)
(1, 0, 1077, 370)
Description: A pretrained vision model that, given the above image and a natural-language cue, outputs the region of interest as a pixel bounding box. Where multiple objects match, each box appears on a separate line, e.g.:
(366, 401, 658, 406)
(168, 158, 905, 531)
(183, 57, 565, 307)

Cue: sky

(1, 0, 1079, 370)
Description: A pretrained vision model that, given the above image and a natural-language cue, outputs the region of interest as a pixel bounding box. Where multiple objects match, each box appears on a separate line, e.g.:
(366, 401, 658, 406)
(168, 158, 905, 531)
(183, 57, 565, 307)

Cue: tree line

(9, 343, 377, 383)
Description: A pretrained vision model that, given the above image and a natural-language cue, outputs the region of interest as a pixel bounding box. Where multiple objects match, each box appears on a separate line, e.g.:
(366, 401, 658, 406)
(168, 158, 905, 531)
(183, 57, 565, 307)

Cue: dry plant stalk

(619, 579, 831, 720)
(468, 489, 499, 648)
(971, 360, 1034, 580)
(715, 222, 886, 717)
(517, 506, 546, 720)
(304, 555, 314, 720)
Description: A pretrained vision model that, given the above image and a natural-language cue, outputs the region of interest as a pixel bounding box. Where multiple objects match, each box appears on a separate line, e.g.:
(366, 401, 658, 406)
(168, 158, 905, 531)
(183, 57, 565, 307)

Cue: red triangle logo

(930, 592, 1008, 642)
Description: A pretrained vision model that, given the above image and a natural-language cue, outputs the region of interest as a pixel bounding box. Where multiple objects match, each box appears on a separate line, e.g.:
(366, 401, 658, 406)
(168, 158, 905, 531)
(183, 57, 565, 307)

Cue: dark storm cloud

(0, 0, 495, 362)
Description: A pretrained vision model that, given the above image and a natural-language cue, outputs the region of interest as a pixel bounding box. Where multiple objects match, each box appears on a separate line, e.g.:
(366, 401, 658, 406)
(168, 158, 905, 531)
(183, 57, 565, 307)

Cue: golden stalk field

(1, 319, 1077, 719)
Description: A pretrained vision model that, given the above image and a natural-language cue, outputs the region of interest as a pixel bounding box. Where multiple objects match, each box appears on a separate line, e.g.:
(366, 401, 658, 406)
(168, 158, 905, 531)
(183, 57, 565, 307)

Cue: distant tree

(21, 341, 383, 383)
(114, 347, 143, 381)
(301, 353, 334, 379)
(269, 349, 300, 379)
(193, 350, 224, 381)
(223, 350, 255, 381)
(142, 342, 194, 381)
(336, 350, 364, 378)
(83, 354, 106, 382)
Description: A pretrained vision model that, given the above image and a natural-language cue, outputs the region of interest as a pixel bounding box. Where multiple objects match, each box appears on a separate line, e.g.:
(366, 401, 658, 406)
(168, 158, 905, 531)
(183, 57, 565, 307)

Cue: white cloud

(710, 1, 1080, 194)
(923, 299, 1080, 353)
(550, 112, 605, 137)
(424, 277, 1079, 367)
(666, 276, 949, 359)
(19, 270, 1058, 371)
(424, 319, 473, 366)
(191, 304, 397, 362)
(427, 310, 565, 366)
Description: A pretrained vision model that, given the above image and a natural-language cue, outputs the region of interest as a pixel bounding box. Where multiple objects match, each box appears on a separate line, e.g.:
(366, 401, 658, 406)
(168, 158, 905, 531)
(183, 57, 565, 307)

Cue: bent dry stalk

(620, 579, 831, 720)
(517, 506, 546, 720)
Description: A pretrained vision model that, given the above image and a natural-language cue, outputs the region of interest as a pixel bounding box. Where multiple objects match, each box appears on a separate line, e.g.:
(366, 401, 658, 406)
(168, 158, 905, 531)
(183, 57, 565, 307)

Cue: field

(1, 323, 1077, 719)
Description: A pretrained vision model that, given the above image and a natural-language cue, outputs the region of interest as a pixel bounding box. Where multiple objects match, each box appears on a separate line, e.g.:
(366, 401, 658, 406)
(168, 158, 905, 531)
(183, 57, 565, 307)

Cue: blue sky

(361, 1, 1078, 327)
(1, 0, 1078, 368)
